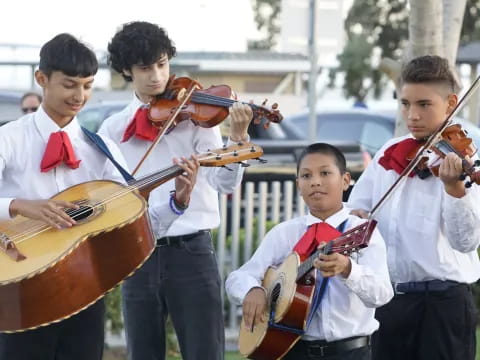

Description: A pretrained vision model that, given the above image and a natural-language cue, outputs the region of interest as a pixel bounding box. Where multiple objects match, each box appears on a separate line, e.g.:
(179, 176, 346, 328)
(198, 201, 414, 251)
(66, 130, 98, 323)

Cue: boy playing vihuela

(226, 143, 393, 360)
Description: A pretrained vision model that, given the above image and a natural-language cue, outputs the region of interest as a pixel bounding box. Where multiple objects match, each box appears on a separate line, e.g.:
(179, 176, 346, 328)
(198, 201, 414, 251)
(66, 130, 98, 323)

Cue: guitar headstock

(198, 143, 264, 167)
(251, 99, 283, 128)
(328, 219, 377, 256)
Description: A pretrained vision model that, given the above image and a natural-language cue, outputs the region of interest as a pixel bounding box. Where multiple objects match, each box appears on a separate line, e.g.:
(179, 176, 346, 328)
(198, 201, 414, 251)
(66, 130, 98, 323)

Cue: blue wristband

(169, 192, 185, 215)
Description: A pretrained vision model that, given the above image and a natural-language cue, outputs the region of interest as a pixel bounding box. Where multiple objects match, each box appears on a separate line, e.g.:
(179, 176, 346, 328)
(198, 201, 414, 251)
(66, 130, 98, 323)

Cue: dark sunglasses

(21, 107, 38, 114)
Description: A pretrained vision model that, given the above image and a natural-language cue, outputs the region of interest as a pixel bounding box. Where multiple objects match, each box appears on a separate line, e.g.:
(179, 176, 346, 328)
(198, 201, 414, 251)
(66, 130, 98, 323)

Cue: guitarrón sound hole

(66, 206, 94, 221)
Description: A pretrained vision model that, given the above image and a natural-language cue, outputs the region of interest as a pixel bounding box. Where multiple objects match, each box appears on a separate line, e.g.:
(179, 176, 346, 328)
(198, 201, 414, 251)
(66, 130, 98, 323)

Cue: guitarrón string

(7, 148, 251, 244)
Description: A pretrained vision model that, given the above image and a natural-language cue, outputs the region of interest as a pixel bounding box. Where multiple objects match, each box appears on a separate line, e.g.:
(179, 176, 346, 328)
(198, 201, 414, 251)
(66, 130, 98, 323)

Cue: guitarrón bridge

(0, 231, 26, 262)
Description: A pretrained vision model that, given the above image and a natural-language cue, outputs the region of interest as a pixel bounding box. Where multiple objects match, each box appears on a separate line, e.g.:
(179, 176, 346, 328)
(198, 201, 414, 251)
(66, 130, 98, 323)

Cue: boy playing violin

(226, 143, 393, 360)
(348, 55, 480, 360)
(98, 21, 253, 360)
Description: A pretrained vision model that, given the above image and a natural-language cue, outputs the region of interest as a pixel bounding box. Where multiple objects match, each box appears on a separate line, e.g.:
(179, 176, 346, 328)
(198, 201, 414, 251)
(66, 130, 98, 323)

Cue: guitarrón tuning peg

(222, 165, 233, 171)
(256, 158, 268, 164)
(261, 98, 268, 106)
(239, 162, 250, 167)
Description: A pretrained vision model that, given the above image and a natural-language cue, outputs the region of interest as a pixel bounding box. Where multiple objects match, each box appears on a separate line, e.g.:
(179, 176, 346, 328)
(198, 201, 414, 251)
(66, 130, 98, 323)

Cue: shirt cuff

(342, 258, 361, 289)
(227, 134, 251, 145)
(0, 198, 14, 220)
(236, 278, 263, 304)
(445, 186, 475, 205)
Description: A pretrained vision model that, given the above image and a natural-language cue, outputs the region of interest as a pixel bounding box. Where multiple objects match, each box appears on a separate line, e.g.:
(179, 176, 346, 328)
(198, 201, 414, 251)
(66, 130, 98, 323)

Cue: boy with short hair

(226, 143, 393, 360)
(348, 55, 480, 360)
(0, 32, 199, 360)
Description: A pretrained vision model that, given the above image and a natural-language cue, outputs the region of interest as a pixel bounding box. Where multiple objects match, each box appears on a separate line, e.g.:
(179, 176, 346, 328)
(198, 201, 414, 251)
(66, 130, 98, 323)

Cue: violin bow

(131, 83, 199, 176)
(369, 74, 480, 218)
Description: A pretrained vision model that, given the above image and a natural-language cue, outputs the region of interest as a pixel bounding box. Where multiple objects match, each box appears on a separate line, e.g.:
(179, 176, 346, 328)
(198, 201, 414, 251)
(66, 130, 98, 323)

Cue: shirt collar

(34, 105, 83, 144)
(305, 205, 350, 229)
(130, 92, 147, 111)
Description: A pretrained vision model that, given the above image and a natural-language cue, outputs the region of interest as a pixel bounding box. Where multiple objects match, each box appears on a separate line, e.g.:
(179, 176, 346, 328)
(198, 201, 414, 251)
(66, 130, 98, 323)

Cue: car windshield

(286, 112, 395, 154)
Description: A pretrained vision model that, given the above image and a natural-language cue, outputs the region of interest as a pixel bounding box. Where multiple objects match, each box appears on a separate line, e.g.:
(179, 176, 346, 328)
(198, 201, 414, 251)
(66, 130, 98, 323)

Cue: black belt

(392, 280, 461, 295)
(296, 336, 370, 358)
(156, 230, 209, 247)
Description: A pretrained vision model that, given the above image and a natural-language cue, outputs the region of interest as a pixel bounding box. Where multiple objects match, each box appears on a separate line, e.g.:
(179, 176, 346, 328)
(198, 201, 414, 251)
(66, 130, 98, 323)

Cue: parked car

(281, 108, 480, 179)
(76, 100, 128, 132)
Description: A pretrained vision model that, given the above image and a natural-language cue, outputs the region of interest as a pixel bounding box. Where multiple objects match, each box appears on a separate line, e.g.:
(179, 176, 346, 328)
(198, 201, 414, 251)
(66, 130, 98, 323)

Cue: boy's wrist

(169, 191, 188, 215)
(443, 181, 465, 198)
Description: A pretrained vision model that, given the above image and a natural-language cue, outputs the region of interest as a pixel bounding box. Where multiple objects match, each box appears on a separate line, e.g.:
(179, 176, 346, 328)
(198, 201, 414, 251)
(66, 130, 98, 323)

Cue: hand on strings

(350, 208, 369, 219)
(228, 102, 253, 143)
(173, 155, 200, 206)
(439, 152, 466, 198)
(9, 199, 79, 229)
(313, 242, 352, 278)
(242, 287, 267, 332)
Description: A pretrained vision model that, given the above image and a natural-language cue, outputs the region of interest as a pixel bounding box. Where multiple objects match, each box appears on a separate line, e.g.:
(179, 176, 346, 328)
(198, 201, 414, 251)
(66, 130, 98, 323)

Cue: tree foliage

(330, 0, 408, 102)
(248, 0, 281, 50)
(333, 0, 480, 103)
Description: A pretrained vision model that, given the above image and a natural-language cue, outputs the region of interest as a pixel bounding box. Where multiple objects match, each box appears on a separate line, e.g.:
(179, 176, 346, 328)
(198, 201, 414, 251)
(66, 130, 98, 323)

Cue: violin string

(191, 92, 260, 110)
(7, 149, 253, 244)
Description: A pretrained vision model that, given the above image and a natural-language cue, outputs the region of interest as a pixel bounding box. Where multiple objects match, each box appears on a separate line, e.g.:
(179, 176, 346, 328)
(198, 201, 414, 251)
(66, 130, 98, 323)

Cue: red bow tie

(40, 131, 81, 172)
(378, 138, 424, 177)
(293, 222, 342, 262)
(122, 106, 159, 142)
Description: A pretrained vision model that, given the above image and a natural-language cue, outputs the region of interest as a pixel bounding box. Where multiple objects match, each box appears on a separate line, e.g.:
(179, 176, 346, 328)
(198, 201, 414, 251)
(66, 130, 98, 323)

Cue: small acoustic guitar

(238, 219, 377, 360)
(0, 143, 263, 333)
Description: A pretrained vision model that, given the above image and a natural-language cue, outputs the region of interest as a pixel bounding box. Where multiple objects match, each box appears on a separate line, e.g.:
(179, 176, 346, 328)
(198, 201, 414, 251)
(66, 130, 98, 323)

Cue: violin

(407, 124, 480, 187)
(147, 75, 283, 132)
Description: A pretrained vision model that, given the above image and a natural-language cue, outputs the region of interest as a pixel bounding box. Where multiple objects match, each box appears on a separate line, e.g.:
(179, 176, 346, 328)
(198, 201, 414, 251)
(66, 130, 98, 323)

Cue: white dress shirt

(98, 94, 245, 238)
(0, 106, 128, 220)
(348, 135, 480, 284)
(225, 206, 393, 341)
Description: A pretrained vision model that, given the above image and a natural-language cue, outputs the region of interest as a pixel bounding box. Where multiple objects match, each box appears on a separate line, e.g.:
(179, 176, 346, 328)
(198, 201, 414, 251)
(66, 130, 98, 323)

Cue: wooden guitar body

(239, 253, 316, 360)
(0, 142, 264, 333)
(0, 180, 155, 332)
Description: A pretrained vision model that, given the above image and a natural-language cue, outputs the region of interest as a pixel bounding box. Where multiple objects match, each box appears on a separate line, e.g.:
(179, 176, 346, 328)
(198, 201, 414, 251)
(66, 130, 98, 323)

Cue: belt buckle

(307, 344, 325, 357)
(156, 237, 171, 247)
(393, 282, 405, 295)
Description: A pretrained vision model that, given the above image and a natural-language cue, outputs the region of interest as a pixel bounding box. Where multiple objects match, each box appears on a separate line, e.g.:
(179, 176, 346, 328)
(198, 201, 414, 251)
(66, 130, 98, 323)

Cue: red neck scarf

(378, 138, 425, 177)
(293, 222, 342, 262)
(40, 131, 81, 172)
(122, 106, 159, 142)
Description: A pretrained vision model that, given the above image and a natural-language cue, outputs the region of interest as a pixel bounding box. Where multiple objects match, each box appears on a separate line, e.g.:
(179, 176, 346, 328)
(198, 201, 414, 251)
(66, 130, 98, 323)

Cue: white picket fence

(215, 180, 306, 339)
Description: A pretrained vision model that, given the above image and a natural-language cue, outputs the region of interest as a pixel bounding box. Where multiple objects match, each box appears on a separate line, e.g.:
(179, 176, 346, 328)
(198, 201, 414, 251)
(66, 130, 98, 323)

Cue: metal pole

(308, 0, 318, 143)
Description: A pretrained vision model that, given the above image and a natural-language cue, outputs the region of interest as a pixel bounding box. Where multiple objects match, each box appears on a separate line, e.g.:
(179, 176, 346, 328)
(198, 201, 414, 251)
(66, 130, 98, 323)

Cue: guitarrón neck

(296, 246, 329, 281)
(128, 164, 184, 198)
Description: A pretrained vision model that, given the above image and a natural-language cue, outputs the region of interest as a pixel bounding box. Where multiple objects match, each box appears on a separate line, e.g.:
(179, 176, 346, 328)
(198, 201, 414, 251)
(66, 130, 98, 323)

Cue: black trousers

(372, 284, 477, 360)
(0, 299, 105, 360)
(283, 340, 370, 360)
(122, 231, 224, 360)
